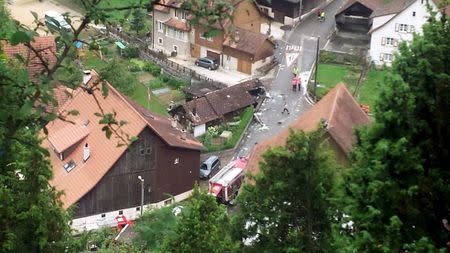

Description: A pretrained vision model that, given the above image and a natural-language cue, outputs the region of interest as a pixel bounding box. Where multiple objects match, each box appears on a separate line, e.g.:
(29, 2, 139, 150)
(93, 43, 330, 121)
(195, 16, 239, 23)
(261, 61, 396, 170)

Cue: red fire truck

(208, 157, 248, 204)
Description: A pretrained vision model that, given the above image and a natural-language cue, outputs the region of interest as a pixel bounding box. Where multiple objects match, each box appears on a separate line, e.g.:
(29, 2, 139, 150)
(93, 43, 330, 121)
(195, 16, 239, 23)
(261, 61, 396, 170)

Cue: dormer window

(64, 160, 77, 172)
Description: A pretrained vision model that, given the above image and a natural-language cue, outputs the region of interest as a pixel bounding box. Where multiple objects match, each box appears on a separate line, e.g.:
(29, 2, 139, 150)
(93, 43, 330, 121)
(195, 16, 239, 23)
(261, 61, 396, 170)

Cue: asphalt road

(236, 0, 348, 158)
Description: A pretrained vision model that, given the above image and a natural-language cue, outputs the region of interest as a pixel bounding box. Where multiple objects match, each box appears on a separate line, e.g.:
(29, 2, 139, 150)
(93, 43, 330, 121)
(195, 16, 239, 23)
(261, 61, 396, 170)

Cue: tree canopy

(235, 129, 338, 253)
(344, 10, 450, 252)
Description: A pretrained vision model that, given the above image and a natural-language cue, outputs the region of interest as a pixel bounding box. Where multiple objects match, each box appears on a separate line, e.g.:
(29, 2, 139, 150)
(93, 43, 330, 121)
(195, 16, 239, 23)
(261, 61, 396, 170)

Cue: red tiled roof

(43, 70, 202, 208)
(1, 36, 56, 80)
(165, 18, 190, 31)
(246, 83, 370, 175)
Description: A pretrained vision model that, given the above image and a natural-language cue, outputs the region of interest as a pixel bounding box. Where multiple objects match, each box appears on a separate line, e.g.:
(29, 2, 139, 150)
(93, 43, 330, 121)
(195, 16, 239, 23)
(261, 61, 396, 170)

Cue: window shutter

(380, 53, 384, 61)
(395, 23, 399, 32)
(410, 25, 415, 33)
(381, 37, 386, 45)
(394, 39, 398, 47)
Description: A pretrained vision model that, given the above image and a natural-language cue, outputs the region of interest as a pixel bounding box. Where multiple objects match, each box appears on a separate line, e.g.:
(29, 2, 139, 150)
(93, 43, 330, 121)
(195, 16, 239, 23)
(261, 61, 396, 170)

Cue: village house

(246, 83, 370, 175)
(151, 0, 191, 59)
(254, 0, 321, 25)
(1, 36, 56, 81)
(189, 0, 274, 75)
(170, 79, 264, 137)
(41, 70, 203, 231)
(335, 0, 448, 66)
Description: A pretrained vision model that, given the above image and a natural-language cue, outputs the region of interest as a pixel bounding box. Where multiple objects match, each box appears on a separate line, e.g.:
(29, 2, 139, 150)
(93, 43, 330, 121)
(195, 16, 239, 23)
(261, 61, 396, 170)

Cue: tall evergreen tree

(161, 185, 239, 253)
(130, 8, 146, 35)
(345, 10, 450, 251)
(234, 129, 338, 253)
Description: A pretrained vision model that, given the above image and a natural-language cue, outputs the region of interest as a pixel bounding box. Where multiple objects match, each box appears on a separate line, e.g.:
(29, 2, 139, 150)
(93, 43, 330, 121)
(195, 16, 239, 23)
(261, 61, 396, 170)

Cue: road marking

(285, 52, 299, 67)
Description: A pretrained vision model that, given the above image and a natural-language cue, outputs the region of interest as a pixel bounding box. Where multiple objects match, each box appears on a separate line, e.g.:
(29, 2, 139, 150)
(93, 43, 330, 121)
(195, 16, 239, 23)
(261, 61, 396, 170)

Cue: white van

(44, 11, 71, 33)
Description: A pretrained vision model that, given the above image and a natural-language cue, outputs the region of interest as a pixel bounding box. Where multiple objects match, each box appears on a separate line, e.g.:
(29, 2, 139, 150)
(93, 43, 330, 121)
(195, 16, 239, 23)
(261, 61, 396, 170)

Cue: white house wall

(193, 124, 206, 137)
(222, 54, 238, 71)
(369, 0, 437, 66)
(152, 9, 190, 60)
(71, 189, 193, 233)
(251, 56, 272, 75)
(371, 14, 395, 31)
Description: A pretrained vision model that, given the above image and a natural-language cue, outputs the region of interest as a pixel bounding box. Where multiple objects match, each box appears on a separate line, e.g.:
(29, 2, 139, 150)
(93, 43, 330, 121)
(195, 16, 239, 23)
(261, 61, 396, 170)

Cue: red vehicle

(208, 157, 248, 204)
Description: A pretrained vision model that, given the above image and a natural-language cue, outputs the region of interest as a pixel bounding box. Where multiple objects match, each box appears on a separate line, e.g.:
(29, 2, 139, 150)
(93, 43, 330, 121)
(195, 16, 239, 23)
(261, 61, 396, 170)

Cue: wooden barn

(42, 70, 203, 231)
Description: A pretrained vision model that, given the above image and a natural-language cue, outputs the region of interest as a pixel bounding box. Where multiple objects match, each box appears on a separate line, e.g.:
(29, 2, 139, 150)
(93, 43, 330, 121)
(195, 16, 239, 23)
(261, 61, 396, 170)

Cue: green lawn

(316, 64, 359, 98)
(82, 51, 107, 70)
(358, 69, 389, 108)
(132, 83, 168, 116)
(315, 64, 389, 110)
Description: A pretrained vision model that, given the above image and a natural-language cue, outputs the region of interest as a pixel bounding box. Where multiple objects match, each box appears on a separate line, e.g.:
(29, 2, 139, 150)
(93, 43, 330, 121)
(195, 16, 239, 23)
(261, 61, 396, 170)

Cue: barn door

(237, 59, 252, 74)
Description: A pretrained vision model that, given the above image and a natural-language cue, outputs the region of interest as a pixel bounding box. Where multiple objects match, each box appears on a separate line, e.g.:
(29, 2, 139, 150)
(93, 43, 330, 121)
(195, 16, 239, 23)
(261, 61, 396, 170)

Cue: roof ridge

(327, 84, 341, 126)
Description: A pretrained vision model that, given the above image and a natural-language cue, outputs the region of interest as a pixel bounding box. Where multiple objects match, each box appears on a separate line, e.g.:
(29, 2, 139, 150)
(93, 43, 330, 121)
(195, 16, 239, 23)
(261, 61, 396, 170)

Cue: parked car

(200, 155, 221, 179)
(44, 10, 71, 33)
(195, 57, 219, 70)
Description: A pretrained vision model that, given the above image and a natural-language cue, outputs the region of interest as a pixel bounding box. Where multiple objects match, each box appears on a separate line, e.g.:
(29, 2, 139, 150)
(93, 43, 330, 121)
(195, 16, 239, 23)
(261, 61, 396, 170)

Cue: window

(383, 53, 394, 62)
(136, 207, 140, 211)
(157, 21, 164, 32)
(175, 9, 187, 19)
(101, 214, 106, 218)
(386, 37, 394, 45)
(397, 23, 408, 32)
(158, 37, 163, 45)
(140, 148, 145, 156)
(174, 157, 179, 164)
(146, 147, 152, 154)
(164, 199, 172, 205)
(63, 160, 76, 172)
(119, 210, 123, 215)
(412, 11, 416, 16)
(201, 164, 208, 170)
(226, 55, 231, 61)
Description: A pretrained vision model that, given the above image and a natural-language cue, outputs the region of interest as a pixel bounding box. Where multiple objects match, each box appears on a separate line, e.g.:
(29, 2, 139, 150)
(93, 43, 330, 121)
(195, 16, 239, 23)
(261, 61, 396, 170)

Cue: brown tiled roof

(184, 97, 219, 126)
(1, 36, 56, 80)
(182, 79, 259, 125)
(223, 28, 274, 61)
(246, 83, 370, 175)
(432, 0, 450, 16)
(43, 70, 202, 208)
(165, 18, 190, 31)
(205, 81, 255, 116)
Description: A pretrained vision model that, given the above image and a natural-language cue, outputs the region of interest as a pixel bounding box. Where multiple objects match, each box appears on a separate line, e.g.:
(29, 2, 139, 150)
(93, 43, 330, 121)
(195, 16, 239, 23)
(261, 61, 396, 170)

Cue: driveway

(170, 57, 251, 86)
(5, 0, 82, 33)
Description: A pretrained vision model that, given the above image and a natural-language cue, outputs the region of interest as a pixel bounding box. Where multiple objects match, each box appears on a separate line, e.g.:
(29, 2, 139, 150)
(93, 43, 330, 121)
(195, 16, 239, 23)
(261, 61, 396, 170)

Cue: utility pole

(314, 36, 320, 98)
(299, 0, 303, 21)
(138, 176, 144, 215)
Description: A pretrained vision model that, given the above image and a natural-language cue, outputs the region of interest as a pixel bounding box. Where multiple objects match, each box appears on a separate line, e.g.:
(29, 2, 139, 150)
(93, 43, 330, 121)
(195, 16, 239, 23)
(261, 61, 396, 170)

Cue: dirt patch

(137, 72, 155, 84)
(6, 0, 82, 34)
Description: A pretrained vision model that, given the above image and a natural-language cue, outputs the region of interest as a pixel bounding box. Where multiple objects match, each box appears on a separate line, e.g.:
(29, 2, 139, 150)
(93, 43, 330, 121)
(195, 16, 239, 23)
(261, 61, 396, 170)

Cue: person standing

(292, 66, 299, 76)
(282, 101, 290, 114)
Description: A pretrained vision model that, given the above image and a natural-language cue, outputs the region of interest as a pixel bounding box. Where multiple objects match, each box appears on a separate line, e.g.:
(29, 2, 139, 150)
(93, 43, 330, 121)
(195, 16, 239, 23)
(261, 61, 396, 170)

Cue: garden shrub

(129, 61, 141, 72)
(143, 62, 161, 76)
(122, 46, 140, 58)
(149, 78, 164, 89)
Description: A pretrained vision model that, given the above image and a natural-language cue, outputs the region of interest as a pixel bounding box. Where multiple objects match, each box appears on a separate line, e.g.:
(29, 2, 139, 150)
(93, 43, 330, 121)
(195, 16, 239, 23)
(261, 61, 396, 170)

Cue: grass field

(358, 69, 389, 108)
(315, 64, 389, 109)
(132, 83, 169, 116)
(316, 63, 359, 98)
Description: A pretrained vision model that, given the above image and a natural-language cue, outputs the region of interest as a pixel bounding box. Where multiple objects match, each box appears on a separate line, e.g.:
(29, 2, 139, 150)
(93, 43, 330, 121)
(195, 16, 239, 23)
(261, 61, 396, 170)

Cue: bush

(160, 74, 170, 83)
(129, 61, 141, 72)
(148, 78, 164, 89)
(320, 51, 337, 64)
(143, 62, 161, 76)
(100, 46, 109, 56)
(122, 46, 139, 58)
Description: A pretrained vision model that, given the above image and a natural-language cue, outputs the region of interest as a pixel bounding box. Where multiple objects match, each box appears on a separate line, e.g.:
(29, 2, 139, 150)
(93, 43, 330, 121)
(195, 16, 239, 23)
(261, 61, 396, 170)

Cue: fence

(102, 27, 227, 89)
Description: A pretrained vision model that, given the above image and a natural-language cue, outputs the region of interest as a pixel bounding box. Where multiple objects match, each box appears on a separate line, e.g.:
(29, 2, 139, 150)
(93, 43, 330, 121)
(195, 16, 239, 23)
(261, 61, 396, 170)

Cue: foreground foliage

(344, 10, 450, 251)
(235, 129, 338, 253)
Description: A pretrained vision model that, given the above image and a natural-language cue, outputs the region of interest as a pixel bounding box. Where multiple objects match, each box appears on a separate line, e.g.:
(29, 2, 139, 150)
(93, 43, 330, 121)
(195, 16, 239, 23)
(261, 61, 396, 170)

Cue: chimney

(83, 70, 92, 86)
(181, 129, 187, 140)
(83, 143, 90, 162)
(171, 117, 177, 128)
(234, 30, 240, 43)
